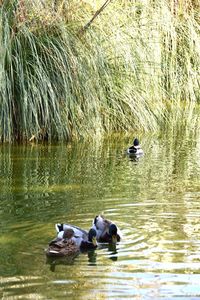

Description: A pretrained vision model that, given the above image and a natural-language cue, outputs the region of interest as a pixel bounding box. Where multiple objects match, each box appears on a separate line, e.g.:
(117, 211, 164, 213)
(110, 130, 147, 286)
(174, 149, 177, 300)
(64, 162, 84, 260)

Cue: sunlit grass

(0, 0, 199, 142)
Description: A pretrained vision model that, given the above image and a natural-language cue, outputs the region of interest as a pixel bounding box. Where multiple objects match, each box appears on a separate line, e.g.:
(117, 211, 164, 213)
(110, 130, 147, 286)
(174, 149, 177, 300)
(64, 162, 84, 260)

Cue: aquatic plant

(0, 0, 199, 142)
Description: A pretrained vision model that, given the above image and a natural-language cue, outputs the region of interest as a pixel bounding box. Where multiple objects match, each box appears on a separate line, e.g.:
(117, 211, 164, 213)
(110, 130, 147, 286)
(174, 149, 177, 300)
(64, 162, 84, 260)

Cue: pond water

(0, 131, 200, 299)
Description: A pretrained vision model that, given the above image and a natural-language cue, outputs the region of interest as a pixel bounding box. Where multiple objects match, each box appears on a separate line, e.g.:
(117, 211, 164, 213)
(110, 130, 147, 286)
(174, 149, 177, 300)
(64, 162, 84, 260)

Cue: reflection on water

(1, 131, 200, 299)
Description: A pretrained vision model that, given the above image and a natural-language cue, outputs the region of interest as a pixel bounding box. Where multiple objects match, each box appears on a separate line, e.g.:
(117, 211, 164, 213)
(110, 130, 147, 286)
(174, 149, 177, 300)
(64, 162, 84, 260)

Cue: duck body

(92, 215, 121, 243)
(127, 138, 144, 156)
(55, 223, 97, 250)
(46, 228, 79, 257)
(46, 239, 79, 257)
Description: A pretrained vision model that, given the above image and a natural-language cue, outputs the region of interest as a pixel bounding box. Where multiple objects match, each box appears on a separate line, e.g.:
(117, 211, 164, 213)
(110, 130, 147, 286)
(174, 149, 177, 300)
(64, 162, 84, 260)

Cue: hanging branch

(79, 0, 112, 35)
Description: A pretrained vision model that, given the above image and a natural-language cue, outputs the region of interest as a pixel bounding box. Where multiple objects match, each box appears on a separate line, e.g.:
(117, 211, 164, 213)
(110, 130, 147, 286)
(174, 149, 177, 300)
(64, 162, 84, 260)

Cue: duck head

(88, 228, 97, 247)
(63, 228, 74, 239)
(133, 138, 139, 146)
(109, 224, 118, 243)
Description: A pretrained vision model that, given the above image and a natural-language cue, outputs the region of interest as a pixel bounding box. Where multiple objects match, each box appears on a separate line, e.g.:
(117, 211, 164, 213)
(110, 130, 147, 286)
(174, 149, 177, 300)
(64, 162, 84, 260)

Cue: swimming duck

(92, 215, 121, 243)
(55, 223, 97, 250)
(45, 228, 79, 257)
(127, 138, 144, 155)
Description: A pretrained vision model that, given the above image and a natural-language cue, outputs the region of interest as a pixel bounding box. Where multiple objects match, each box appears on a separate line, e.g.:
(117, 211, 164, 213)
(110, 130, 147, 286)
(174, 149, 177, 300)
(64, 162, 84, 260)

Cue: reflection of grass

(0, 235, 19, 244)
(0, 1, 199, 141)
(0, 183, 82, 195)
(29, 184, 82, 193)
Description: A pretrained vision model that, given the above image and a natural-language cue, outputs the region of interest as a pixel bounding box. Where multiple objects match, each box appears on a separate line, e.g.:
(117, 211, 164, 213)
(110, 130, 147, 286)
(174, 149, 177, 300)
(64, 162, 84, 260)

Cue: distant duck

(45, 228, 79, 257)
(127, 138, 144, 155)
(92, 215, 121, 243)
(55, 223, 97, 250)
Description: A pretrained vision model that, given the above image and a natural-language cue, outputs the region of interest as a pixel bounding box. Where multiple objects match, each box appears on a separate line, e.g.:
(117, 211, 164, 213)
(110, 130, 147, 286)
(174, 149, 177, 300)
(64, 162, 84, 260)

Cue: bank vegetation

(0, 0, 199, 142)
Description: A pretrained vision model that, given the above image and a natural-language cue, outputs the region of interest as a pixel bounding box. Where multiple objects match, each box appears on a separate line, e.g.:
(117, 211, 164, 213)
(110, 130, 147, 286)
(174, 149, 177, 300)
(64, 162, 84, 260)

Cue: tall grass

(0, 0, 199, 142)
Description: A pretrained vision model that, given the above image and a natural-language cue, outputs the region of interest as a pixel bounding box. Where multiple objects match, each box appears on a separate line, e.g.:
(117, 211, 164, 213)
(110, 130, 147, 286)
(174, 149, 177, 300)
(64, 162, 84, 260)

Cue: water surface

(0, 132, 200, 299)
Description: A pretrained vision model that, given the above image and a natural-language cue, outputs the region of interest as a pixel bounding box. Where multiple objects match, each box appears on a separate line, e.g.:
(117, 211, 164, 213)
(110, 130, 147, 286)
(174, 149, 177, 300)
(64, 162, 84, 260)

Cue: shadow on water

(46, 244, 118, 271)
(46, 253, 79, 272)
(127, 153, 143, 162)
(98, 243, 118, 262)
(87, 249, 98, 265)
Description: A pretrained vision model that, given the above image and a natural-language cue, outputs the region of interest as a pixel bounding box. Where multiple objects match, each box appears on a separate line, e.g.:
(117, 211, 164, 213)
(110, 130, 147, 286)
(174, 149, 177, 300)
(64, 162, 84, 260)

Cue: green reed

(0, 0, 199, 142)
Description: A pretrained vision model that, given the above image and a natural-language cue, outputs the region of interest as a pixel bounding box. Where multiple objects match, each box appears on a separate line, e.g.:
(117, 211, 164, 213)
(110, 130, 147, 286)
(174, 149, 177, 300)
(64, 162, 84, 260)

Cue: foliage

(0, 0, 199, 142)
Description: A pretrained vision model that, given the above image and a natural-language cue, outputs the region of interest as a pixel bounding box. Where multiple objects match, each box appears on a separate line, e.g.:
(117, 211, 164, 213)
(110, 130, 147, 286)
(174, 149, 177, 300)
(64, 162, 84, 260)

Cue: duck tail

(55, 223, 64, 233)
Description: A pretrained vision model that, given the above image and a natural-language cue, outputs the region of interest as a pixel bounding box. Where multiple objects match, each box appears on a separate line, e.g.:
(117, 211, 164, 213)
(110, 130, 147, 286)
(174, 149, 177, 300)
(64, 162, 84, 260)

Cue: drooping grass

(0, 0, 199, 142)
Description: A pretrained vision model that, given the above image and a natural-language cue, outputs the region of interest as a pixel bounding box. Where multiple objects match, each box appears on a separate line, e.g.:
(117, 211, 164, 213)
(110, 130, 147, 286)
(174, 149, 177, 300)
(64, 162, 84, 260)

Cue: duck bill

(92, 237, 97, 247)
(112, 235, 117, 243)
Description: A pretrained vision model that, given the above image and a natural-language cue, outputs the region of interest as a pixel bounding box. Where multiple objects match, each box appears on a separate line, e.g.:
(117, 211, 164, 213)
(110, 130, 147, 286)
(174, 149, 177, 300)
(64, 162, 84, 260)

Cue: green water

(1, 133, 200, 299)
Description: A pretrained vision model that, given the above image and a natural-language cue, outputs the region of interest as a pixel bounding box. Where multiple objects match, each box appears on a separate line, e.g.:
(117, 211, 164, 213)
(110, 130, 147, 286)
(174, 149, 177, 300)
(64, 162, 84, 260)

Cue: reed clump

(0, 0, 199, 142)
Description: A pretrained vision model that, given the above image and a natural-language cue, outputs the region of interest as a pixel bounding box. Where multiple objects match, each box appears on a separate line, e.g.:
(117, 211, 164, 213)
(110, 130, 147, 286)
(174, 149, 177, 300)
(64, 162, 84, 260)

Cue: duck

(45, 228, 79, 257)
(127, 138, 144, 156)
(55, 223, 97, 250)
(92, 215, 121, 243)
